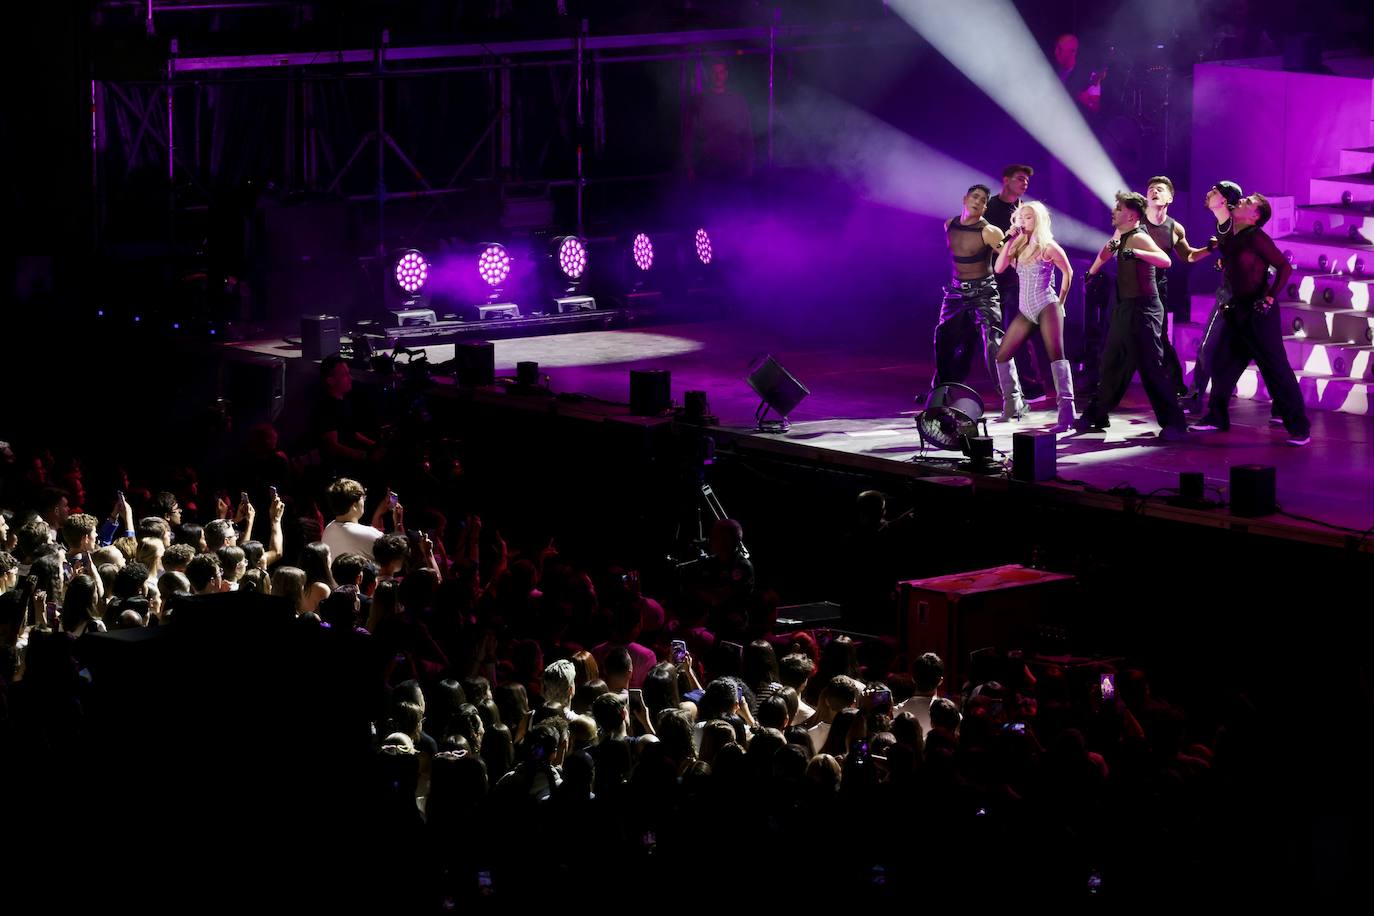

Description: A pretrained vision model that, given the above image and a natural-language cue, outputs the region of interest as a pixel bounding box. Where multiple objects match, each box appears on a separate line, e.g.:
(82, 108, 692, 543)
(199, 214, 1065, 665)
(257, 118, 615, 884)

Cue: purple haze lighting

(394, 250, 429, 294)
(695, 228, 713, 265)
(558, 237, 588, 280)
(632, 233, 654, 271)
(478, 244, 512, 287)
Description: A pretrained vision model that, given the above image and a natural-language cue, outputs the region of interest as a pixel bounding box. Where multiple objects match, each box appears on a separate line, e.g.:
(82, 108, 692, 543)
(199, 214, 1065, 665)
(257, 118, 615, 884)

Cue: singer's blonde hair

(1012, 201, 1055, 262)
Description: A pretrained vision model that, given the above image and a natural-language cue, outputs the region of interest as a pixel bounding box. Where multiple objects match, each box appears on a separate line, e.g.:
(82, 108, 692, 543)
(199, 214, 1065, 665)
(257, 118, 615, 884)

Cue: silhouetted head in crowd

(929, 697, 961, 734)
(151, 491, 181, 527)
(542, 659, 576, 709)
(331, 551, 369, 589)
(270, 566, 307, 612)
(642, 662, 681, 718)
(913, 651, 945, 694)
(204, 519, 236, 552)
(15, 519, 51, 563)
(743, 639, 779, 691)
(655, 709, 696, 764)
(162, 543, 195, 573)
(176, 523, 206, 553)
(602, 646, 632, 693)
(325, 478, 366, 522)
(137, 516, 171, 547)
(592, 691, 628, 739)
(856, 489, 886, 529)
(320, 586, 360, 630)
(757, 693, 791, 730)
(300, 542, 336, 590)
(114, 561, 151, 599)
(60, 513, 98, 553)
(493, 683, 528, 734)
(372, 533, 410, 577)
(216, 545, 245, 583)
(700, 678, 741, 722)
(186, 554, 223, 595)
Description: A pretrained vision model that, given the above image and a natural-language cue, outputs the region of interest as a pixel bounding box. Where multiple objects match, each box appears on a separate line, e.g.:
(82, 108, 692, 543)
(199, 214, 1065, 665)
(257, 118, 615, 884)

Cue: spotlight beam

(888, 0, 1126, 207)
(774, 86, 1103, 251)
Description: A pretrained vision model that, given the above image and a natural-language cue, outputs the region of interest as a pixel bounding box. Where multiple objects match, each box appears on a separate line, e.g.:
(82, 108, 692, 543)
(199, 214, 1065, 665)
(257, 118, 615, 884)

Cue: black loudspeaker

(1012, 431, 1056, 481)
(1179, 471, 1205, 504)
(1230, 465, 1276, 517)
(301, 314, 340, 361)
(745, 354, 809, 420)
(223, 353, 285, 423)
(630, 369, 672, 416)
(516, 361, 540, 387)
(452, 340, 495, 387)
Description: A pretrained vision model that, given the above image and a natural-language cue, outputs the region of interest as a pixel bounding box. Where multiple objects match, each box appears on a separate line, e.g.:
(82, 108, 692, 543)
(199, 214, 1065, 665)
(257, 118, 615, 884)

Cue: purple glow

(695, 228, 713, 265)
(558, 237, 587, 280)
(632, 233, 654, 271)
(394, 250, 429, 294)
(478, 244, 512, 287)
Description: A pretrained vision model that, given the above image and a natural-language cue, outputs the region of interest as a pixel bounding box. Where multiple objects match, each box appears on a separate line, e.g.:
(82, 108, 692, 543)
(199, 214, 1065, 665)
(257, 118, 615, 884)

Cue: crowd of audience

(0, 432, 1275, 904)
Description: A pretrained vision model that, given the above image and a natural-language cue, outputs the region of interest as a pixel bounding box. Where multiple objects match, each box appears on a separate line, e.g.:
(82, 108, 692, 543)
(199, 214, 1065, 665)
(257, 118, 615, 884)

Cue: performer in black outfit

(1180, 181, 1245, 412)
(1141, 176, 1206, 397)
(1189, 194, 1311, 446)
(1075, 192, 1188, 440)
(984, 164, 1047, 401)
(931, 184, 1022, 418)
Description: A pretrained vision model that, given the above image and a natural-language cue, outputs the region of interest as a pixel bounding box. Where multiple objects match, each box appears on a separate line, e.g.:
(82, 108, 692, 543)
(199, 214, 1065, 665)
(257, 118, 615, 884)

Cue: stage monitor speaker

(301, 314, 340, 361)
(1012, 430, 1056, 481)
(746, 354, 809, 422)
(1230, 464, 1276, 517)
(452, 340, 495, 387)
(630, 369, 672, 416)
(223, 353, 285, 424)
(899, 564, 1075, 690)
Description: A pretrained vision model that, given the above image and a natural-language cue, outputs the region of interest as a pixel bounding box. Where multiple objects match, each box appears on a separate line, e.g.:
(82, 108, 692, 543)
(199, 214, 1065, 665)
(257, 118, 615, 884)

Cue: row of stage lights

(389, 227, 715, 319)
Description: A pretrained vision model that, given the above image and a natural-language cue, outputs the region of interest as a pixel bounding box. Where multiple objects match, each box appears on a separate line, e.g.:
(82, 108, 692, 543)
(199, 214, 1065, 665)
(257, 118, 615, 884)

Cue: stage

(235, 317, 1374, 551)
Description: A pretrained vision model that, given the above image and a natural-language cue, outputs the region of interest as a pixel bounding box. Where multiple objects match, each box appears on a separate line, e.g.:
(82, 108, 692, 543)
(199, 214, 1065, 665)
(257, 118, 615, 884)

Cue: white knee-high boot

(1050, 359, 1075, 433)
(995, 359, 1026, 421)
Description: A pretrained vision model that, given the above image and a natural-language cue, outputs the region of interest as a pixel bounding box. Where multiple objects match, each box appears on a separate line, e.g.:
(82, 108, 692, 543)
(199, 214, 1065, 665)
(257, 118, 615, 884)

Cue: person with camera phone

(322, 478, 402, 562)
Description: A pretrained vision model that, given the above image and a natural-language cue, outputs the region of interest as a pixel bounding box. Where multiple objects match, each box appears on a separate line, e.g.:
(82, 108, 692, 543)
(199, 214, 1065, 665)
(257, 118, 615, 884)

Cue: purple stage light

(632, 233, 654, 271)
(394, 250, 429, 294)
(478, 244, 512, 287)
(558, 236, 587, 280)
(695, 228, 713, 265)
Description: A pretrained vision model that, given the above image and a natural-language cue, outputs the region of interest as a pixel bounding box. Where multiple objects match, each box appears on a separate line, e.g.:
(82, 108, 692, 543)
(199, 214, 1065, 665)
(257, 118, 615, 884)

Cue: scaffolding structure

(91, 13, 904, 254)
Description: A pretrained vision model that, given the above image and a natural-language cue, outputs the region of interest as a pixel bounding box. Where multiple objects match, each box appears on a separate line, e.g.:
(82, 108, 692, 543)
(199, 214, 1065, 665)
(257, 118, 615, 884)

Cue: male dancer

(1181, 181, 1245, 412)
(1142, 176, 1206, 397)
(1074, 192, 1188, 439)
(930, 184, 1021, 419)
(984, 164, 1047, 401)
(1189, 194, 1311, 445)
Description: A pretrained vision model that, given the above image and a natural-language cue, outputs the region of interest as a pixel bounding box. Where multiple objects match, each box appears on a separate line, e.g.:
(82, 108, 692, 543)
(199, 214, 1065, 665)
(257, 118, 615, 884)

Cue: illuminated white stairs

(1170, 146, 1374, 415)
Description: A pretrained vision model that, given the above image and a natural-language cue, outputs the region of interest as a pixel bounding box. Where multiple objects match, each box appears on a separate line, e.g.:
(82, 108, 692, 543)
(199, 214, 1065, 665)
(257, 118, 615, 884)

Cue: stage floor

(240, 319, 1374, 544)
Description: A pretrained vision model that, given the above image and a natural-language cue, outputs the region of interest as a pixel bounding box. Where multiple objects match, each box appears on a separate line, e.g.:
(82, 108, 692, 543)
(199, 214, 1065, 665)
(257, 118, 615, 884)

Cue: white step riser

(1277, 237, 1374, 274)
(1293, 209, 1374, 243)
(1175, 324, 1368, 369)
(1177, 360, 1374, 415)
(1332, 312, 1374, 344)
(1284, 340, 1374, 380)
(1280, 305, 1340, 340)
(1309, 175, 1374, 205)
(1337, 148, 1374, 174)
(1311, 275, 1374, 311)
